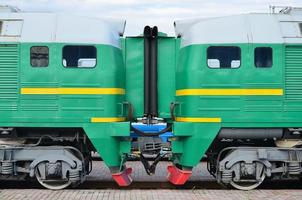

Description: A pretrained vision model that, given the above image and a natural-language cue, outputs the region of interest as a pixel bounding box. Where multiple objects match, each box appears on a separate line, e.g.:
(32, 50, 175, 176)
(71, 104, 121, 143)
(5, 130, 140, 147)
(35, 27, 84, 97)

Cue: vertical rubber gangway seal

(150, 26, 158, 117)
(143, 26, 152, 117)
(143, 26, 158, 119)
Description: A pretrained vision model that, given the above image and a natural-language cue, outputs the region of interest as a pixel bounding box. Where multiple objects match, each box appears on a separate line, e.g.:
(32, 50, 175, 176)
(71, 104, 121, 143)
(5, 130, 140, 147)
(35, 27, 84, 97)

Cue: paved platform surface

(1, 189, 302, 200)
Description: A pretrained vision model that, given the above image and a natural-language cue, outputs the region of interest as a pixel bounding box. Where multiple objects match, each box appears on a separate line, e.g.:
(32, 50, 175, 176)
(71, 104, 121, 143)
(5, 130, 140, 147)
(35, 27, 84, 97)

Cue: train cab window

(207, 46, 241, 69)
(30, 46, 49, 67)
(62, 45, 96, 68)
(254, 47, 272, 68)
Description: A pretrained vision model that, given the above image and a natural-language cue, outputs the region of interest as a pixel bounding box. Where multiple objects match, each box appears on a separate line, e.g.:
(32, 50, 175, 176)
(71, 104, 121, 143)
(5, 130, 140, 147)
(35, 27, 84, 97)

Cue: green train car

(1, 5, 302, 190)
(0, 7, 130, 189)
(173, 7, 302, 190)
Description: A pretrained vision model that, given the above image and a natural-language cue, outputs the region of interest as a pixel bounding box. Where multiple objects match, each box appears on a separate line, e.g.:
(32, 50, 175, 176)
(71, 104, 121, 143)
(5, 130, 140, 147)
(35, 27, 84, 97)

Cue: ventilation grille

(285, 46, 302, 100)
(0, 44, 19, 111)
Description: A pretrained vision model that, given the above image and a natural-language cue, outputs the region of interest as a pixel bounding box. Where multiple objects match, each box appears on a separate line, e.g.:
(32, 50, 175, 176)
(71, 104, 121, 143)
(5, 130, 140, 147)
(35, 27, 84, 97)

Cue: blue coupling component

(130, 123, 174, 142)
(159, 132, 173, 142)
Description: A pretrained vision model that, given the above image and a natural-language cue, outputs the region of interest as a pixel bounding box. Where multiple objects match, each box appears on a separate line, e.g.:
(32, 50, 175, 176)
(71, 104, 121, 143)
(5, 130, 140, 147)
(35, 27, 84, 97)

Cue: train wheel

(34, 161, 72, 190)
(229, 162, 266, 190)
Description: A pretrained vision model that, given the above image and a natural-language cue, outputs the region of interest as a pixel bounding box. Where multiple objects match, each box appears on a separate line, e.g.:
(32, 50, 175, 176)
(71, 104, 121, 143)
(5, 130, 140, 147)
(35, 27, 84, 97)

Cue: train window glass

(254, 47, 272, 68)
(30, 46, 49, 67)
(62, 45, 96, 68)
(207, 46, 241, 69)
(299, 23, 302, 35)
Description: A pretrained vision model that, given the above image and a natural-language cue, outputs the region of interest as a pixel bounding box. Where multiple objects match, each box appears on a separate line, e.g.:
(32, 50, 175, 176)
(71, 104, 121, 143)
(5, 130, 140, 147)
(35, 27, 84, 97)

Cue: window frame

(30, 46, 49, 67)
(62, 45, 97, 69)
(254, 47, 273, 68)
(206, 46, 242, 69)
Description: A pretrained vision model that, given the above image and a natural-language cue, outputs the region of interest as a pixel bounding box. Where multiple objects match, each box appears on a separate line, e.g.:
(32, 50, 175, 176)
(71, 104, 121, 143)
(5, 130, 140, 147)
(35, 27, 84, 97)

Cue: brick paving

(1, 189, 302, 200)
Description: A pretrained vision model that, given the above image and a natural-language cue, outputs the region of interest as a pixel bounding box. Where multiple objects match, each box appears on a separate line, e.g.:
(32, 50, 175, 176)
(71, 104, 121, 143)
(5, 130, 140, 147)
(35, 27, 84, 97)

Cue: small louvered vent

(285, 46, 302, 100)
(0, 44, 19, 111)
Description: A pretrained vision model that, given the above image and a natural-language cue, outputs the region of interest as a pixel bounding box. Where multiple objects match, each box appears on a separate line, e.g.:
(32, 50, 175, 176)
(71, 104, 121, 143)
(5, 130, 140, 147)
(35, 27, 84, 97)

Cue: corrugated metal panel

(0, 44, 18, 111)
(20, 82, 59, 111)
(20, 96, 59, 111)
(285, 46, 302, 100)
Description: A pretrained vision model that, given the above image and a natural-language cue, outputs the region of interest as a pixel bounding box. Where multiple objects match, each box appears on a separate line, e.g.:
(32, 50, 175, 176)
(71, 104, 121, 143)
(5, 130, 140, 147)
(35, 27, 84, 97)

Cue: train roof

(174, 8, 302, 47)
(0, 7, 125, 48)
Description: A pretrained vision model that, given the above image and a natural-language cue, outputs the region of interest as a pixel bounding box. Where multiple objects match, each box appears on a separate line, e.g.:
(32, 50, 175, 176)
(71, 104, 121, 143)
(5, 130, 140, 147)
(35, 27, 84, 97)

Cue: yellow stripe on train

(91, 117, 126, 123)
(176, 88, 283, 96)
(175, 117, 222, 123)
(21, 88, 125, 95)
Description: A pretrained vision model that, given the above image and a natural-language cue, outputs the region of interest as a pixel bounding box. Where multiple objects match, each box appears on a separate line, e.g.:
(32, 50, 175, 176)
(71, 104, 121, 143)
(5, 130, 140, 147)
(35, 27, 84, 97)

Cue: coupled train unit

(0, 5, 302, 190)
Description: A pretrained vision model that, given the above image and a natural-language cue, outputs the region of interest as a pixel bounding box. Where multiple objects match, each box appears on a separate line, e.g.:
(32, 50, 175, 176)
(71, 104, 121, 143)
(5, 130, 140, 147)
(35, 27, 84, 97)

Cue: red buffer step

(112, 167, 133, 186)
(167, 165, 192, 185)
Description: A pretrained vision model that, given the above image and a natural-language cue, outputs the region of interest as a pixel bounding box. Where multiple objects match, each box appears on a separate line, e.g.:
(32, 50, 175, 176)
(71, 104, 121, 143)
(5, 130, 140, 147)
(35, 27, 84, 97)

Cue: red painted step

(112, 167, 133, 186)
(167, 165, 192, 185)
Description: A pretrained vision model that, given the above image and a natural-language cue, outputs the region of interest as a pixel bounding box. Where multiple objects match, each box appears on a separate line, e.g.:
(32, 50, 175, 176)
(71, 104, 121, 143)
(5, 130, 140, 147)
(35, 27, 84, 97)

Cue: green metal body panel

(83, 122, 130, 167)
(157, 37, 179, 118)
(172, 122, 221, 167)
(123, 38, 144, 117)
(123, 36, 179, 119)
(0, 42, 130, 168)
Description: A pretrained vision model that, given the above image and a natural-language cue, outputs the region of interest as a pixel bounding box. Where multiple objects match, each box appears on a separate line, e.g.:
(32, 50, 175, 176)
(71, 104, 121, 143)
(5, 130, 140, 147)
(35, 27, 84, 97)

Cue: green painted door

(20, 44, 59, 118)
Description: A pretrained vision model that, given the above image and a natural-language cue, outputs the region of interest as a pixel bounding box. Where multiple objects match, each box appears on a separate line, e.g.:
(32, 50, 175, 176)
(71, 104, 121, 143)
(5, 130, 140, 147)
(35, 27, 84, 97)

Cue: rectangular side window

(207, 46, 241, 69)
(254, 47, 272, 68)
(30, 46, 49, 67)
(63, 45, 97, 68)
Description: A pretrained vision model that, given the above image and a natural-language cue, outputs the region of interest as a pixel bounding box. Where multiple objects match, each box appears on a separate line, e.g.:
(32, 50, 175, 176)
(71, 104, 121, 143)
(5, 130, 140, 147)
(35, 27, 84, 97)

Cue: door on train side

(201, 45, 244, 121)
(241, 44, 283, 122)
(57, 44, 100, 120)
(20, 44, 59, 120)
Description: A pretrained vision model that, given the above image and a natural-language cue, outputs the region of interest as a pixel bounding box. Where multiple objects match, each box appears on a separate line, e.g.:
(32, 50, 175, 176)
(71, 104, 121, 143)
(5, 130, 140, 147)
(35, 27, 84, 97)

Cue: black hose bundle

(144, 26, 158, 118)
